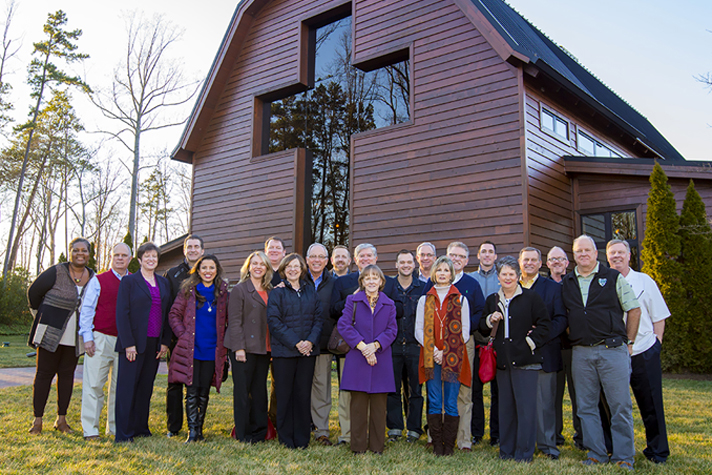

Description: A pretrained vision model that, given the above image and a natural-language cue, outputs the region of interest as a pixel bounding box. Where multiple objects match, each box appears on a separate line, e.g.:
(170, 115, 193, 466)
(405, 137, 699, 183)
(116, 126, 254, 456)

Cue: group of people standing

(26, 233, 670, 469)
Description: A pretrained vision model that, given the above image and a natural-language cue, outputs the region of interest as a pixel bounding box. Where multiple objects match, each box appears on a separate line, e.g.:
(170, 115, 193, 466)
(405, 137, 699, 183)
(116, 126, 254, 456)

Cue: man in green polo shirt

(560, 235, 641, 471)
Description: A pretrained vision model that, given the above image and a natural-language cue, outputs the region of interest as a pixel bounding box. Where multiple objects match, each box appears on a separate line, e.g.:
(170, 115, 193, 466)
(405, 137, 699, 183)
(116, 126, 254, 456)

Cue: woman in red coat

(168, 254, 229, 442)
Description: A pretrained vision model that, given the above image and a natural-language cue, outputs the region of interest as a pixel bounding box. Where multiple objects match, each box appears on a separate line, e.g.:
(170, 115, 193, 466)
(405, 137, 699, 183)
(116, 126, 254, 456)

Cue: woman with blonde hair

(415, 256, 470, 456)
(224, 251, 273, 443)
(338, 264, 398, 454)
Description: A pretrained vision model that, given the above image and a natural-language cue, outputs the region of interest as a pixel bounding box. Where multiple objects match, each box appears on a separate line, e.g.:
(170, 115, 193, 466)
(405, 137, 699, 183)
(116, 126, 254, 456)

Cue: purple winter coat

(338, 291, 397, 394)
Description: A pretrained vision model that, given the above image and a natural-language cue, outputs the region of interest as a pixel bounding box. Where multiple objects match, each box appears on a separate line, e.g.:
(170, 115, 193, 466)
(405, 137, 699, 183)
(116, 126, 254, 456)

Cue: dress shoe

(166, 431, 180, 438)
(489, 437, 499, 446)
(316, 435, 333, 446)
(84, 435, 101, 441)
(545, 453, 559, 460)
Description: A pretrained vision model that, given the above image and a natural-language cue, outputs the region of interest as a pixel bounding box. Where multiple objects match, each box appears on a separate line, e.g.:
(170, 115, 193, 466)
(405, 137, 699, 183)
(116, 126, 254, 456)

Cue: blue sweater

(194, 283, 217, 361)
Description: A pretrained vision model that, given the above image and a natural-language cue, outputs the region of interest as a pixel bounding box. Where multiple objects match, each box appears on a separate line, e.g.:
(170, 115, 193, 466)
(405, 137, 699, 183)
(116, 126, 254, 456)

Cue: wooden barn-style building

(166, 0, 712, 277)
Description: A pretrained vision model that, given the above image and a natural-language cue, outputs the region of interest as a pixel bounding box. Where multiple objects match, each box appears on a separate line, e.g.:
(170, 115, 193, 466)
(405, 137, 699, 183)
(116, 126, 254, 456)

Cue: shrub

(0, 268, 32, 327)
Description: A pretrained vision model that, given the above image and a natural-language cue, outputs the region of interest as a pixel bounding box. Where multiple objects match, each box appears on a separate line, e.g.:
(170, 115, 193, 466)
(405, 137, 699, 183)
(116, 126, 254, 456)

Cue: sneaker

(387, 434, 401, 443)
(406, 435, 419, 443)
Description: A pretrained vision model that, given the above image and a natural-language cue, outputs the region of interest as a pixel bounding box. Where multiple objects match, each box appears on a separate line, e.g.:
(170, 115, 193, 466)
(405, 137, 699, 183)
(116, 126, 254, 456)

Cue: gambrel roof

(171, 0, 685, 163)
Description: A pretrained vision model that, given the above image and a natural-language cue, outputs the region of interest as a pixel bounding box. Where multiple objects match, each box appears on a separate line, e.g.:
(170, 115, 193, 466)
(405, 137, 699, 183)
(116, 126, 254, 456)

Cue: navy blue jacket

(330, 272, 404, 321)
(115, 272, 172, 353)
(392, 276, 425, 351)
(306, 270, 336, 351)
(267, 280, 323, 358)
(529, 276, 568, 373)
(422, 273, 485, 334)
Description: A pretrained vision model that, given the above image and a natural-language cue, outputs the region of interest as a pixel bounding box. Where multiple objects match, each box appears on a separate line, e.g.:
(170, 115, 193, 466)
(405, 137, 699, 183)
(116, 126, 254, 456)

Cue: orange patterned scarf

(422, 286, 465, 383)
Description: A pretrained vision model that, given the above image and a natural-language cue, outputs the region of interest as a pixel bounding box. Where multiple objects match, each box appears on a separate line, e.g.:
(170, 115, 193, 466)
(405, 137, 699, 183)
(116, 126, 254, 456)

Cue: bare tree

(88, 12, 200, 246)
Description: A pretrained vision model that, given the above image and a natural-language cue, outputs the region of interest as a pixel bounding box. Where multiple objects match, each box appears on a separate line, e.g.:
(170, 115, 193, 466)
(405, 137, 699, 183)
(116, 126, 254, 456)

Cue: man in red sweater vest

(78, 243, 131, 440)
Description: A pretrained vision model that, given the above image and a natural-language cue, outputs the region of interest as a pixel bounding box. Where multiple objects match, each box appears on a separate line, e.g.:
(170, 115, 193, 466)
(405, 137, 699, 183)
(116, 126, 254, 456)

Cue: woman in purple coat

(338, 264, 398, 454)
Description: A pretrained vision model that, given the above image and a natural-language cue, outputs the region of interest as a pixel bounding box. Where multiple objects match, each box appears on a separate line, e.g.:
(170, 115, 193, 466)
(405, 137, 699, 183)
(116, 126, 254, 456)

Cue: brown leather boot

(442, 415, 460, 456)
(427, 414, 444, 456)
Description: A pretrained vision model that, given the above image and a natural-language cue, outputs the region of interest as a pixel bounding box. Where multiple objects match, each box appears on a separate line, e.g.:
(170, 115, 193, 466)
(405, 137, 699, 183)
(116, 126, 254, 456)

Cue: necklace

(69, 266, 85, 284)
(207, 301, 213, 313)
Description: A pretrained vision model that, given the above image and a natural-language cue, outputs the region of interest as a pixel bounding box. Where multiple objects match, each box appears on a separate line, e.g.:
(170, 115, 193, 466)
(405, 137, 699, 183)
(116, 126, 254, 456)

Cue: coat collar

(245, 279, 267, 307)
(352, 290, 391, 314)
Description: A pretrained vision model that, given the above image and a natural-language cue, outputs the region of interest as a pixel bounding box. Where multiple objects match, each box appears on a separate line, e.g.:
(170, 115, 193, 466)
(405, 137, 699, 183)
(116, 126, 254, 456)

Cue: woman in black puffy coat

(266, 253, 323, 449)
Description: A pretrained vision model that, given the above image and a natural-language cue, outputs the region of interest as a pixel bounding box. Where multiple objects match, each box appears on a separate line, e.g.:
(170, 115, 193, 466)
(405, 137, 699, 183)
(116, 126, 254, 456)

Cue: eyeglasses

(448, 253, 467, 260)
(547, 257, 567, 263)
(307, 255, 328, 260)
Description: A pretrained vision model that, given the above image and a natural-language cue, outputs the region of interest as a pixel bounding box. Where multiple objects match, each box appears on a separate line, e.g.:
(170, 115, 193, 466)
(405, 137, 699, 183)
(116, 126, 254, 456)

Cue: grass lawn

(1, 369, 711, 474)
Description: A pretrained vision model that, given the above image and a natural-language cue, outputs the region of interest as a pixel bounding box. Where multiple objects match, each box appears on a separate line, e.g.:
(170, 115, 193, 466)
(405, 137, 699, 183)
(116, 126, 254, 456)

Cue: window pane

(555, 117, 568, 139)
(541, 109, 554, 131)
(612, 211, 637, 240)
(629, 245, 639, 271)
(578, 132, 595, 155)
(582, 214, 606, 242)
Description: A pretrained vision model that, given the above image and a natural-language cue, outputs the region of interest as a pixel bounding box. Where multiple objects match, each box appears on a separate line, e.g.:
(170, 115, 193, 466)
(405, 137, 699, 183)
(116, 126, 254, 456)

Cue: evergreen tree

(57, 252, 67, 264)
(641, 163, 684, 370)
(87, 242, 97, 272)
(123, 230, 140, 273)
(679, 180, 712, 372)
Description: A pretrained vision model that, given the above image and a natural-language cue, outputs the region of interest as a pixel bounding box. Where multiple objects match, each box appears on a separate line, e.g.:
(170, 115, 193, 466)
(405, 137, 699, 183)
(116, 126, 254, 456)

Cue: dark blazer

(306, 271, 336, 351)
(330, 272, 404, 321)
(115, 272, 172, 353)
(480, 287, 551, 370)
(529, 276, 568, 373)
(224, 279, 271, 355)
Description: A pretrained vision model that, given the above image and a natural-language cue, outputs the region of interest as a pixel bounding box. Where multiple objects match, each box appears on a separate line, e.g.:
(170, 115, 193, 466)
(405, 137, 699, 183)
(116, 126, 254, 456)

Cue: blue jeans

(426, 364, 460, 416)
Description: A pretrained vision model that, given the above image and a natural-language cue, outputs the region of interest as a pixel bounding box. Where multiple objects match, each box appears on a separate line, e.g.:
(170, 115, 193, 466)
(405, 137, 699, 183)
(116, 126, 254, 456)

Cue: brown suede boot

(443, 415, 460, 456)
(427, 414, 444, 456)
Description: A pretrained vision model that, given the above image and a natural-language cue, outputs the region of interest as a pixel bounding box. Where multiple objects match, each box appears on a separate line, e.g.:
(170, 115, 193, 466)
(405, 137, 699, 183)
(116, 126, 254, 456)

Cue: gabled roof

(471, 0, 685, 161)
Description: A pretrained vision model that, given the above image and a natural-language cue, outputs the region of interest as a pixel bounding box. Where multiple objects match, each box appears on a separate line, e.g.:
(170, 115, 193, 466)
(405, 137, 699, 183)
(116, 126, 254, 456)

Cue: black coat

(115, 272, 172, 353)
(306, 271, 336, 351)
(480, 287, 551, 370)
(267, 280, 323, 358)
(529, 277, 568, 373)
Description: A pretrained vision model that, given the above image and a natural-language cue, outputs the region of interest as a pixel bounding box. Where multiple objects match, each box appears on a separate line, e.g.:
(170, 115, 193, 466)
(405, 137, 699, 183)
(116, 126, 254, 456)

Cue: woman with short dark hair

(27, 237, 95, 435)
(114, 242, 172, 442)
(168, 254, 229, 442)
(480, 255, 550, 462)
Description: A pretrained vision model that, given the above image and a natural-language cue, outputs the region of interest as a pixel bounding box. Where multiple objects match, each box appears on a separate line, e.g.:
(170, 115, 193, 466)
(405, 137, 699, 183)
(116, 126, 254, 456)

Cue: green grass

(0, 334, 35, 368)
(1, 371, 710, 474)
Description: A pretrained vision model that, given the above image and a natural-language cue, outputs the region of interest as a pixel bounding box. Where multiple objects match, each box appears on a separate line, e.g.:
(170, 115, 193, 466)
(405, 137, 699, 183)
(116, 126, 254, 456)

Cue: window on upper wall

(577, 130, 622, 158)
(581, 210, 639, 270)
(540, 107, 568, 140)
(265, 13, 411, 249)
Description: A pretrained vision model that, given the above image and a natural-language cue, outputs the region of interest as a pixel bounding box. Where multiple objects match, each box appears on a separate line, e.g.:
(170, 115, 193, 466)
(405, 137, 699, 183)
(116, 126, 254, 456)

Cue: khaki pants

(81, 332, 119, 437)
(456, 338, 476, 449)
(311, 353, 333, 438)
(337, 358, 351, 443)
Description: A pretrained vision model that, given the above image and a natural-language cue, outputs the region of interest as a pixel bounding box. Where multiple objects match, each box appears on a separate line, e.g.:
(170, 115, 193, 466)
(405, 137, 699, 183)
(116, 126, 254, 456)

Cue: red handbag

(478, 319, 499, 383)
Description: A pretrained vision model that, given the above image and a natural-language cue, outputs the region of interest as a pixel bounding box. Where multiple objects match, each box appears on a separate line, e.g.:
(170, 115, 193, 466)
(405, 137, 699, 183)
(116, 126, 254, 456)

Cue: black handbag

(327, 303, 357, 355)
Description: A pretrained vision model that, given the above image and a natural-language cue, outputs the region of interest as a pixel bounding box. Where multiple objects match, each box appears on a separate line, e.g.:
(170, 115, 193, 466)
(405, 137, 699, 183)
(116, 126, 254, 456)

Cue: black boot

(196, 387, 210, 441)
(185, 387, 200, 443)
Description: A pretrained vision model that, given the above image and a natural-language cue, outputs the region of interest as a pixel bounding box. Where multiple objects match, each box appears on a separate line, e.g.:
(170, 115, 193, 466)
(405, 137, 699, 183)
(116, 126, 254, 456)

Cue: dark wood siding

(524, 84, 638, 256)
(351, 0, 524, 268)
(575, 174, 712, 244)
